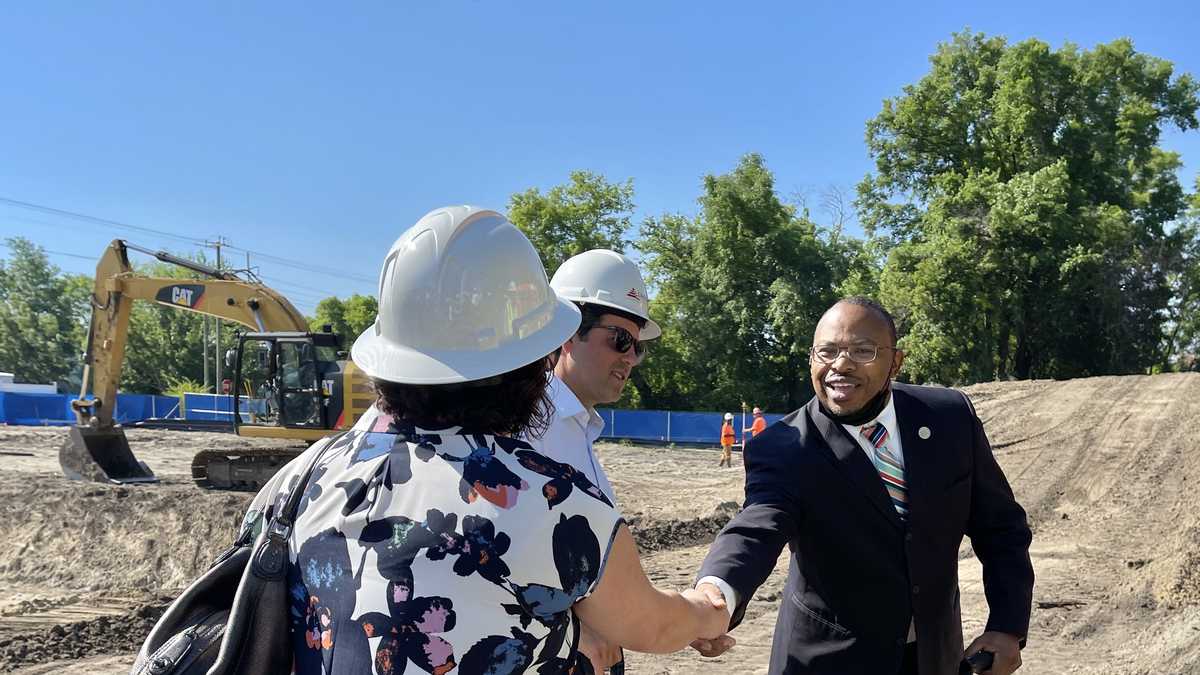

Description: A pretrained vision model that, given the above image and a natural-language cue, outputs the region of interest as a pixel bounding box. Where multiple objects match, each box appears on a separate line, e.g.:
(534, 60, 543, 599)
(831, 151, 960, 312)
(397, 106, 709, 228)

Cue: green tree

(0, 238, 89, 388)
(310, 294, 378, 349)
(635, 154, 845, 411)
(1160, 176, 1200, 370)
(633, 213, 706, 409)
(858, 32, 1200, 383)
(508, 171, 636, 276)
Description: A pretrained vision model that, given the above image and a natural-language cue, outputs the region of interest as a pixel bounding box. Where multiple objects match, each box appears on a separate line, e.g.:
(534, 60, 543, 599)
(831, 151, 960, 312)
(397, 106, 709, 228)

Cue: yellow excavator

(60, 239, 375, 490)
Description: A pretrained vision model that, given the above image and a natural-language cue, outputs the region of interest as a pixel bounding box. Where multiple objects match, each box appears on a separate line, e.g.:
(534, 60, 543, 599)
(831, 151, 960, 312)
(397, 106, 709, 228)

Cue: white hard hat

(550, 249, 661, 340)
(351, 206, 581, 384)
(724, 412, 734, 420)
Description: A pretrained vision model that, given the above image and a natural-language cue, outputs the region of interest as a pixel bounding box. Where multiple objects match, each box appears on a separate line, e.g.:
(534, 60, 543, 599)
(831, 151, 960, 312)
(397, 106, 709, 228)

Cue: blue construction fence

(0, 392, 181, 426)
(0, 391, 256, 426)
(175, 393, 259, 422)
(595, 409, 787, 445)
(1, 390, 784, 445)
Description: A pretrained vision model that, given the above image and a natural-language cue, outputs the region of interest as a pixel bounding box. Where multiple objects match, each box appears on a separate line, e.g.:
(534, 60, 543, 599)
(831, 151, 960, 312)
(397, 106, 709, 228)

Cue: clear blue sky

(2, 1, 1197, 315)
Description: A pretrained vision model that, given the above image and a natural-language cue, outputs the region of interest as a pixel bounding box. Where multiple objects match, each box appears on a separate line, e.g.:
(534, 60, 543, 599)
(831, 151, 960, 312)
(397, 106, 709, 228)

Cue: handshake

(579, 582, 736, 672)
(685, 582, 738, 657)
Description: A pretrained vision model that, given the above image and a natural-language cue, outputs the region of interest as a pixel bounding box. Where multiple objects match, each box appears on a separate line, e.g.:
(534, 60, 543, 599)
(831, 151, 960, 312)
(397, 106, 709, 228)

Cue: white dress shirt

(522, 374, 617, 506)
(842, 394, 904, 470)
(699, 394, 915, 641)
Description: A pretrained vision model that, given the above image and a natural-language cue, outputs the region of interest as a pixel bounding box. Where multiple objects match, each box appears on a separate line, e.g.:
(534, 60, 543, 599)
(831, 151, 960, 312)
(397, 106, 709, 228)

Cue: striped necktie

(861, 423, 909, 519)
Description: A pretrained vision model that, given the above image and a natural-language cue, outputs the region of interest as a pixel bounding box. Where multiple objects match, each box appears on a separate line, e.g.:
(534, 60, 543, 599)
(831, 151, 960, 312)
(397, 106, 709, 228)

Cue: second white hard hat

(351, 206, 581, 384)
(724, 412, 734, 420)
(550, 249, 661, 340)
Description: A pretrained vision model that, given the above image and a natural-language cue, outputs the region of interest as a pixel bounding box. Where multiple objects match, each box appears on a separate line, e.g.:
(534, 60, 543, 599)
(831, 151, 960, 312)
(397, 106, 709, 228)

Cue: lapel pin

(918, 426, 932, 440)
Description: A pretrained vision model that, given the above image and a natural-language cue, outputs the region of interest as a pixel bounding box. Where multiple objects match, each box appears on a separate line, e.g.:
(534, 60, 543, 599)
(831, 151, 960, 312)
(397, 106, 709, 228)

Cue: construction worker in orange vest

(719, 412, 736, 468)
(747, 406, 767, 437)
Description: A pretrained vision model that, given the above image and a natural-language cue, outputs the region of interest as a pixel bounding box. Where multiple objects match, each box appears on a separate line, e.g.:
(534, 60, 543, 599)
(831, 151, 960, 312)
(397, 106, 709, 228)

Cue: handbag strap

(264, 431, 344, 541)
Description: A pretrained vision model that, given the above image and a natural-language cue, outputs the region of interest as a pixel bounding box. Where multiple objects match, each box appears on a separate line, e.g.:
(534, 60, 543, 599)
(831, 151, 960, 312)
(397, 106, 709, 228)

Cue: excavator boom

(60, 239, 365, 489)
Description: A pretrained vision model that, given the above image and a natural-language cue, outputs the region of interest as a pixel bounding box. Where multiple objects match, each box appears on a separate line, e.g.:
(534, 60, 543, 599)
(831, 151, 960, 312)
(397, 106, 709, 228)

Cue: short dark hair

(836, 297, 898, 346)
(575, 302, 647, 340)
(372, 356, 554, 437)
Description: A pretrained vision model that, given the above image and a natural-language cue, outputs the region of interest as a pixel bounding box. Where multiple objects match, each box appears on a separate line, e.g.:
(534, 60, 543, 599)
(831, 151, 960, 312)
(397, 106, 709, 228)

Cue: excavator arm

(74, 240, 309, 429)
(62, 239, 315, 484)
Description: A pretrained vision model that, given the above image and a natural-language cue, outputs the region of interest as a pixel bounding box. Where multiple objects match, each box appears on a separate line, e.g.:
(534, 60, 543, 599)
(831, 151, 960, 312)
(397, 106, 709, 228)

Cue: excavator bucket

(60, 425, 158, 484)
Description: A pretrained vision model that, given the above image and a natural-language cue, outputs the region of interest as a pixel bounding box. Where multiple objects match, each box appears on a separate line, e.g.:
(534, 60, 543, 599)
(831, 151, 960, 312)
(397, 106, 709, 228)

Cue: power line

(259, 284, 328, 305)
(0, 196, 377, 285)
(0, 196, 205, 246)
(224, 243, 376, 284)
(256, 273, 355, 300)
(0, 239, 359, 307)
(1, 215, 196, 258)
(0, 240, 95, 261)
(1, 236, 334, 316)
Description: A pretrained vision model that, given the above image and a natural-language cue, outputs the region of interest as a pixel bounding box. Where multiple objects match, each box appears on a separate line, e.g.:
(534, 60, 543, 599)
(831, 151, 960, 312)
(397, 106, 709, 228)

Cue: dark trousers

(900, 642, 919, 675)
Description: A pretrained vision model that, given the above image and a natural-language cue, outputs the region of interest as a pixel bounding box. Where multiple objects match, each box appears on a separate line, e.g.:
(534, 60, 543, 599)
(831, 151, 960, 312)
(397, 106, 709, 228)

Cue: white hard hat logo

(549, 249, 661, 340)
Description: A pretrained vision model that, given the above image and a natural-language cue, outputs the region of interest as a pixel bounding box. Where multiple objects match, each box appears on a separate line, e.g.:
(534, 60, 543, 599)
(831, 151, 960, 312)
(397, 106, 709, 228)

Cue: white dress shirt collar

(841, 391, 904, 463)
(547, 373, 606, 443)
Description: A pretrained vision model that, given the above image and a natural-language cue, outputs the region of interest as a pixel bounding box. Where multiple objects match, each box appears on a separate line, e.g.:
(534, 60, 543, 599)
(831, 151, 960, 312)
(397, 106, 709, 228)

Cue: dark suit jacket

(697, 383, 1033, 675)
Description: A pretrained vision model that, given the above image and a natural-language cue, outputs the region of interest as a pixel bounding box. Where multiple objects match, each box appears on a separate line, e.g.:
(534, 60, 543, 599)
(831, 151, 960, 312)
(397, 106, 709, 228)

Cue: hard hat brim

(563, 296, 662, 340)
(351, 296, 582, 385)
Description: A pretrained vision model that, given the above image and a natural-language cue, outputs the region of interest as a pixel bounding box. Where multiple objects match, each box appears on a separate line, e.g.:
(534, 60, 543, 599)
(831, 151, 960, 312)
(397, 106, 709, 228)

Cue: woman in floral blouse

(241, 206, 728, 674)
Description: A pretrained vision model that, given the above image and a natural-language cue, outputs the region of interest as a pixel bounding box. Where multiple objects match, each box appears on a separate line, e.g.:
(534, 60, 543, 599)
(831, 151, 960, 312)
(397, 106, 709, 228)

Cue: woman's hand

(576, 525, 736, 654)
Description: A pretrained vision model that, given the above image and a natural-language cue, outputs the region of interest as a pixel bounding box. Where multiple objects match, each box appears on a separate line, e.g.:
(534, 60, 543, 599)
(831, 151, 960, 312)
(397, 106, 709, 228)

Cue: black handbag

(132, 442, 332, 675)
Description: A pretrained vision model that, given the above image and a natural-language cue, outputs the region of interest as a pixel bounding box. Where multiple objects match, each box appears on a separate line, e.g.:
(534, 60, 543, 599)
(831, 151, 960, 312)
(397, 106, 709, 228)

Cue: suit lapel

(806, 398, 903, 530)
(891, 385, 934, 520)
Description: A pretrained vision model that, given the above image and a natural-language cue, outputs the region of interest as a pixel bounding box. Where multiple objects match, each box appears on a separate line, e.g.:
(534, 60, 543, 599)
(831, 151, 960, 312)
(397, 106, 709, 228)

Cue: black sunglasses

(595, 325, 647, 360)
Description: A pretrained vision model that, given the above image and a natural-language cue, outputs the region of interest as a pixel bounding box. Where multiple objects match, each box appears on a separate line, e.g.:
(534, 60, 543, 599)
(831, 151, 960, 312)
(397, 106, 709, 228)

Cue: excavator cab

(190, 331, 350, 490)
(231, 331, 347, 438)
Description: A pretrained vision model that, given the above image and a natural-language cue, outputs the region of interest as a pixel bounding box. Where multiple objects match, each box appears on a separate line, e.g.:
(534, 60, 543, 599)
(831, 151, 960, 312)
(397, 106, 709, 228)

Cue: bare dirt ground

(2, 373, 1199, 673)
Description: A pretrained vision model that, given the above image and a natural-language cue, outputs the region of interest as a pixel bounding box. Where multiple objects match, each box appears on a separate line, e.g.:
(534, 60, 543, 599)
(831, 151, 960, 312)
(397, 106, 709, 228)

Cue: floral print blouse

(240, 409, 624, 675)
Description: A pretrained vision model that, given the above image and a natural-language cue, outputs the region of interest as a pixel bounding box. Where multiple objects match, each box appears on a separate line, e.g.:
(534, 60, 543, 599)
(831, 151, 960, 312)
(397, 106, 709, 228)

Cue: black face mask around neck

(819, 382, 893, 426)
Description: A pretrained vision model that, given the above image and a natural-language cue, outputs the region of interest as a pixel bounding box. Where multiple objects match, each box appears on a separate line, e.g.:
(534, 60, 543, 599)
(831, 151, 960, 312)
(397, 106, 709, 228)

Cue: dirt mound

(0, 474, 251, 592)
(630, 501, 741, 553)
(3, 374, 1200, 673)
(0, 601, 168, 672)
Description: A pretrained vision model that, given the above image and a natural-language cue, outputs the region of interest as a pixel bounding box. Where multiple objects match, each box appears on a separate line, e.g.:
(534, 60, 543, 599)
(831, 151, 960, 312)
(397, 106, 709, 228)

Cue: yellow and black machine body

(197, 330, 375, 490)
(61, 239, 373, 491)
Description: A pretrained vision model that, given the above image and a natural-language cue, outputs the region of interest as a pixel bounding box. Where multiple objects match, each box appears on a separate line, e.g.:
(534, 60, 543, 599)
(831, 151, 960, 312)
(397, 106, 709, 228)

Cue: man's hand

(965, 631, 1022, 674)
(578, 623, 622, 673)
(688, 582, 736, 657)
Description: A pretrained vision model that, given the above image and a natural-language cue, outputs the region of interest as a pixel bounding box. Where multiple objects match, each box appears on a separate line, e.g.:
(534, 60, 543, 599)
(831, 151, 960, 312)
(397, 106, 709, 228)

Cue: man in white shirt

(524, 249, 661, 508)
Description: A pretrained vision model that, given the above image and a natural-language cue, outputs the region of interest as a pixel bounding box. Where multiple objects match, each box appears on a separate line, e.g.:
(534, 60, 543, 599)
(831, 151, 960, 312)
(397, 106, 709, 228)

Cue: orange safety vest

(750, 416, 767, 437)
(721, 422, 735, 446)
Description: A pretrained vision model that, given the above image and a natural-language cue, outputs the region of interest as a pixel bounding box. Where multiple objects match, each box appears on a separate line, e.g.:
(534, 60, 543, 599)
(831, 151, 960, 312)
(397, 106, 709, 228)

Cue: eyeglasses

(596, 325, 647, 361)
(810, 343, 897, 365)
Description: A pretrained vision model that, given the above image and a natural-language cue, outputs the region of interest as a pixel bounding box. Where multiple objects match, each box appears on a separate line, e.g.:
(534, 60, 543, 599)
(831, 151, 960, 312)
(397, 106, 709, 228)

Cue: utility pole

(202, 315, 210, 392)
(204, 236, 231, 394)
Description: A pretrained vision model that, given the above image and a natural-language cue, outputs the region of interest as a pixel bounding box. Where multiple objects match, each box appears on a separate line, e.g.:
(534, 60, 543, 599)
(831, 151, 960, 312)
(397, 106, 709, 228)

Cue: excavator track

(191, 447, 303, 491)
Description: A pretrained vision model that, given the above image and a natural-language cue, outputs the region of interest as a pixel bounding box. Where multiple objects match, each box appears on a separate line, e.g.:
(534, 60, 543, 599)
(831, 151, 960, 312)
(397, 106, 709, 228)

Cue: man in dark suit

(693, 298, 1033, 675)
